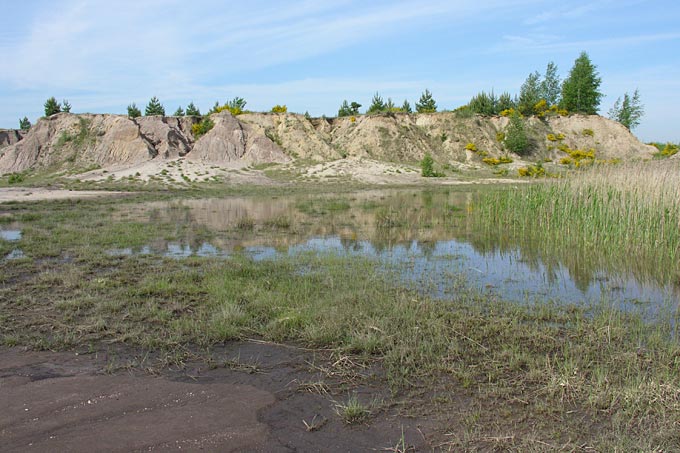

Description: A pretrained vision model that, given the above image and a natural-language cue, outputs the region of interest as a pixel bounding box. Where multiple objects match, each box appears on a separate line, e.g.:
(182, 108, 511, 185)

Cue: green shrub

(8, 173, 25, 184)
(127, 103, 142, 118)
(421, 153, 435, 177)
(44, 97, 61, 116)
(19, 117, 31, 131)
(271, 105, 287, 113)
(504, 111, 529, 155)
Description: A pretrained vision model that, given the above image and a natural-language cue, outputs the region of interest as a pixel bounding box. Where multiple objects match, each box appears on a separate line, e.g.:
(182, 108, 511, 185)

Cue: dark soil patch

(0, 344, 440, 452)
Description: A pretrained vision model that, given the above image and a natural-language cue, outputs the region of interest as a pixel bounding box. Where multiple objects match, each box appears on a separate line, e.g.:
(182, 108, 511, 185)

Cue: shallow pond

(111, 189, 679, 310)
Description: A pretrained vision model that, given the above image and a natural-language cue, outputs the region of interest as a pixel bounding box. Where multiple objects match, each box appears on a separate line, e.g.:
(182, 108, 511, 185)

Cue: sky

(1, 0, 679, 142)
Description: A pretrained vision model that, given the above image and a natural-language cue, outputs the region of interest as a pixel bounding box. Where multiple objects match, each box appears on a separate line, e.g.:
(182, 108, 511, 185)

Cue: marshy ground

(1, 164, 679, 451)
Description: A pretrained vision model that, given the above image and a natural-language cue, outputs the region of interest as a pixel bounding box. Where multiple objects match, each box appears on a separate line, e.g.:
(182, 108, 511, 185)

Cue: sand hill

(0, 110, 656, 178)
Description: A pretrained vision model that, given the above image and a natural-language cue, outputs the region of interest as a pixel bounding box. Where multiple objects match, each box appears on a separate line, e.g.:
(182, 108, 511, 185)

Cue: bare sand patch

(0, 188, 124, 203)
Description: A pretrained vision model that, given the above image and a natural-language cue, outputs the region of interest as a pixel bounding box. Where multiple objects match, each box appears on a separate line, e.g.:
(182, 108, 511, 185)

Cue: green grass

(334, 395, 371, 424)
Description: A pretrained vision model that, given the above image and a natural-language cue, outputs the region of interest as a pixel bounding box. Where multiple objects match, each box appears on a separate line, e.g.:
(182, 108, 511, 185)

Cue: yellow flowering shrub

(465, 143, 477, 152)
(518, 164, 546, 177)
(547, 133, 567, 141)
(533, 99, 547, 115)
(483, 156, 513, 166)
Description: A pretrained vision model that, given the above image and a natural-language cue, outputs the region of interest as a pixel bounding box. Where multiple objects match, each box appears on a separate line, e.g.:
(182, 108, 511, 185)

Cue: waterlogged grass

(2, 249, 680, 448)
(475, 161, 680, 286)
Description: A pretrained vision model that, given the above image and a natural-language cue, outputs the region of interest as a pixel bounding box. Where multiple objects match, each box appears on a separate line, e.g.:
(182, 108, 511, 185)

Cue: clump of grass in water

(236, 217, 255, 230)
(263, 215, 291, 229)
(295, 198, 351, 215)
(375, 207, 406, 228)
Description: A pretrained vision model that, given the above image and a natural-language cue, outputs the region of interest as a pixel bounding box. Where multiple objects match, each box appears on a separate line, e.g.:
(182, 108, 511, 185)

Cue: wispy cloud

(494, 32, 680, 54)
(1, 0, 512, 92)
(523, 2, 606, 26)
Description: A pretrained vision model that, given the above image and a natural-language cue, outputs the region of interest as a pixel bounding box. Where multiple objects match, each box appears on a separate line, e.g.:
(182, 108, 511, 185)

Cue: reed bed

(476, 161, 680, 285)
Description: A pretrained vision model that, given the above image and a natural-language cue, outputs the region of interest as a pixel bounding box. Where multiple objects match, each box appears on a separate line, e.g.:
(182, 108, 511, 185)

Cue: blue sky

(2, 0, 679, 142)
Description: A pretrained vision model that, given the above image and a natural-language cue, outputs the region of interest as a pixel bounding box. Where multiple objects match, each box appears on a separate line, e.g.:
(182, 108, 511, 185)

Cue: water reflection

(113, 189, 678, 307)
(0, 230, 22, 241)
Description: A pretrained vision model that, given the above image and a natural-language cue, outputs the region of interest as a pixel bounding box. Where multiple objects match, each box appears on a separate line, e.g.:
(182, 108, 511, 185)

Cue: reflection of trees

(339, 234, 361, 252)
(418, 240, 436, 258)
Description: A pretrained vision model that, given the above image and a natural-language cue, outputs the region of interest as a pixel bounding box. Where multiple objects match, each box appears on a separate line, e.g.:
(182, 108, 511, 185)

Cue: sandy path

(0, 188, 124, 203)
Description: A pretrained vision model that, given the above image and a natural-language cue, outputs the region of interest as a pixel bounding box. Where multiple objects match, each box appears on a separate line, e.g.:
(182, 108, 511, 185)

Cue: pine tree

(468, 91, 496, 116)
(401, 100, 412, 113)
(185, 102, 201, 116)
(19, 117, 31, 131)
(173, 106, 185, 116)
(386, 97, 396, 111)
(504, 111, 529, 155)
(367, 92, 386, 114)
(497, 92, 516, 112)
(540, 62, 561, 107)
(145, 96, 165, 116)
(608, 89, 644, 130)
(415, 89, 437, 113)
(127, 103, 142, 118)
(518, 72, 542, 115)
(62, 99, 72, 113)
(338, 100, 352, 117)
(560, 51, 603, 114)
(44, 97, 61, 116)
